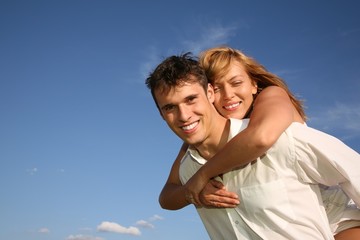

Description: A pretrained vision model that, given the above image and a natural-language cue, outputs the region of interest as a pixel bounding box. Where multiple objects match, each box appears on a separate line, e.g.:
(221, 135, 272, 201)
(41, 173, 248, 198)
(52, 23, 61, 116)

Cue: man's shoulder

(229, 118, 249, 138)
(230, 118, 249, 129)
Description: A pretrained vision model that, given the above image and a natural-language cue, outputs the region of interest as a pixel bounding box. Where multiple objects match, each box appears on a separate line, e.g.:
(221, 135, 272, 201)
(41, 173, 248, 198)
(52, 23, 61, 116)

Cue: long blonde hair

(199, 46, 306, 120)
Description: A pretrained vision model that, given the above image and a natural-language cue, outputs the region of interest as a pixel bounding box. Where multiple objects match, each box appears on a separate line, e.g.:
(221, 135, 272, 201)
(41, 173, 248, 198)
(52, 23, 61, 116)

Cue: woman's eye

(213, 87, 220, 92)
(232, 81, 242, 86)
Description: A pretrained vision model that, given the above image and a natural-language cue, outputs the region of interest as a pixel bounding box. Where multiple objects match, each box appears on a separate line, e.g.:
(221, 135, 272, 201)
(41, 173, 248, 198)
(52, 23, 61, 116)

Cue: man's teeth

(182, 122, 198, 131)
(224, 103, 239, 110)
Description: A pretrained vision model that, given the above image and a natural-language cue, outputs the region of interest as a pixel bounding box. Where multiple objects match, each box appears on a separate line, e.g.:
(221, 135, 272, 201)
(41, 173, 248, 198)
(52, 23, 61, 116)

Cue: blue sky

(1, 1, 359, 239)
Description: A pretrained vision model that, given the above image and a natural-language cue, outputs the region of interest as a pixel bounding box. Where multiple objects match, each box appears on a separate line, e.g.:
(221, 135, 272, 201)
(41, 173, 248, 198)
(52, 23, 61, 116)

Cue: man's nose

(178, 105, 192, 122)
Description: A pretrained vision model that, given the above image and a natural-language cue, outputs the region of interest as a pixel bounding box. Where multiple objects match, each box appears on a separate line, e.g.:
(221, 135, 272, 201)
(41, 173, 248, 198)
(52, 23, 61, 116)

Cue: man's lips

(181, 121, 199, 133)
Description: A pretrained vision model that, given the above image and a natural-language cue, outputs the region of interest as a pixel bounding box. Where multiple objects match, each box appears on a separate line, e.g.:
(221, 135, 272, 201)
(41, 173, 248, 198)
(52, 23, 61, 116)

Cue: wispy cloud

(66, 234, 104, 240)
(26, 167, 38, 175)
(140, 46, 163, 80)
(149, 214, 164, 221)
(136, 214, 164, 229)
(340, 27, 360, 37)
(38, 227, 50, 234)
(136, 220, 154, 229)
(181, 23, 238, 55)
(78, 227, 93, 232)
(272, 68, 307, 81)
(140, 21, 240, 83)
(95, 215, 163, 237)
(97, 221, 141, 236)
(307, 102, 360, 140)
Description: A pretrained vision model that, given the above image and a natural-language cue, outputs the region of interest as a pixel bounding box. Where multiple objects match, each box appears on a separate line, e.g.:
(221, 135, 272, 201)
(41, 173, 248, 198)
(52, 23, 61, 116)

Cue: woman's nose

(223, 85, 234, 100)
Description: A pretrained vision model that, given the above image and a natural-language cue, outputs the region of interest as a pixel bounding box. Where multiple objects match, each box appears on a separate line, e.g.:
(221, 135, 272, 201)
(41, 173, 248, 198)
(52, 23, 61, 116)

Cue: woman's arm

(185, 86, 303, 205)
(159, 142, 239, 209)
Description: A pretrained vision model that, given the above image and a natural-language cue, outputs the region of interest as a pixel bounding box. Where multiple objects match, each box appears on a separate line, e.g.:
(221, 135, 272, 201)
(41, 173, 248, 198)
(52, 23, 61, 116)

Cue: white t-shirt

(179, 119, 360, 240)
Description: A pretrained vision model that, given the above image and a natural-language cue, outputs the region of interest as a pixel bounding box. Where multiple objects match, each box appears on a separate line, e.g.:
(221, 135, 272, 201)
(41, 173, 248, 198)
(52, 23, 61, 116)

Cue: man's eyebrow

(160, 93, 199, 111)
(160, 103, 174, 111)
(185, 93, 198, 100)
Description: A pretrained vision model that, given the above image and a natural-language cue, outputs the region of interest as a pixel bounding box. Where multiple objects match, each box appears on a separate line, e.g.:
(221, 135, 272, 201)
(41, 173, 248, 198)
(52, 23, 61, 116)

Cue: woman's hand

(184, 170, 239, 208)
(199, 179, 239, 208)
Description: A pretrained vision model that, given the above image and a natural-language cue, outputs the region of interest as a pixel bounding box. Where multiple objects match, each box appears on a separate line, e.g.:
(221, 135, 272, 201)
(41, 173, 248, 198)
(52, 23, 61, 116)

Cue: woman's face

(212, 61, 258, 119)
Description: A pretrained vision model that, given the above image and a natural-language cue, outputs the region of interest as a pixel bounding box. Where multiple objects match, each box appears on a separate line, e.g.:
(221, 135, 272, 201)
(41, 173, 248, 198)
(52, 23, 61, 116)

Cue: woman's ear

(252, 81, 258, 95)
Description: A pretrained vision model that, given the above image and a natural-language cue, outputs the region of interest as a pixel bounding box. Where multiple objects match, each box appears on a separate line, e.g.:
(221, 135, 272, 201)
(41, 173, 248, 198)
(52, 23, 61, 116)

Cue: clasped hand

(184, 172, 240, 208)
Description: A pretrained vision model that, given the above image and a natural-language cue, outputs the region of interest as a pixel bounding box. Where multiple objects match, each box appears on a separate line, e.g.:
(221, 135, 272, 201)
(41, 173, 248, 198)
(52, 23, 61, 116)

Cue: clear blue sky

(1, 1, 359, 240)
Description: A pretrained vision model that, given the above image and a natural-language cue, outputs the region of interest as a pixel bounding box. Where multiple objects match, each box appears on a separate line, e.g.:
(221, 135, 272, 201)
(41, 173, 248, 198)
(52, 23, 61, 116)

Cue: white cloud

(140, 46, 163, 80)
(307, 102, 360, 140)
(182, 23, 238, 55)
(136, 220, 154, 229)
(272, 68, 306, 81)
(38, 227, 50, 233)
(27, 167, 38, 175)
(97, 221, 141, 236)
(66, 234, 103, 240)
(141, 21, 240, 82)
(340, 27, 360, 37)
(149, 214, 164, 221)
(78, 227, 93, 232)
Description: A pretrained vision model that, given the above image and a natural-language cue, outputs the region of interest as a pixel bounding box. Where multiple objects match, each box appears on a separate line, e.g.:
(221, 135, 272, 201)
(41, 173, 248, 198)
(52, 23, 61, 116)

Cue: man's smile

(181, 121, 199, 133)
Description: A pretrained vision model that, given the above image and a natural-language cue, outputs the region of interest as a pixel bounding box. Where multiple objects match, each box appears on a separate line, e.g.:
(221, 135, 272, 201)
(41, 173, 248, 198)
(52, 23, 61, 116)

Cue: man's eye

(163, 105, 174, 112)
(187, 96, 197, 103)
(213, 87, 220, 93)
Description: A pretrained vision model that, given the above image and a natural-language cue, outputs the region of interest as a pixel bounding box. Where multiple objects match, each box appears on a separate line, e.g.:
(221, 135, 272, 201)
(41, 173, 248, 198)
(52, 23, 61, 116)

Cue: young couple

(146, 46, 360, 239)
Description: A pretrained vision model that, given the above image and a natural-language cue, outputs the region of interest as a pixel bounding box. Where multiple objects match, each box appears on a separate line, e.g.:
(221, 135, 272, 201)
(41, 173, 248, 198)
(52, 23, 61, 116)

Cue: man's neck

(193, 118, 231, 160)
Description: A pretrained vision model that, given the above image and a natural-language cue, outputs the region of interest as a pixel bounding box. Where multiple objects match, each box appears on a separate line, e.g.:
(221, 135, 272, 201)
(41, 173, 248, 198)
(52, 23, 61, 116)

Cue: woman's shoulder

(259, 86, 287, 96)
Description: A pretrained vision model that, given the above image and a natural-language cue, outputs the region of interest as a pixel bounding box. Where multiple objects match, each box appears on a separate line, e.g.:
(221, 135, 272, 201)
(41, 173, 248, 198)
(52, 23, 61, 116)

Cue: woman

(159, 46, 360, 239)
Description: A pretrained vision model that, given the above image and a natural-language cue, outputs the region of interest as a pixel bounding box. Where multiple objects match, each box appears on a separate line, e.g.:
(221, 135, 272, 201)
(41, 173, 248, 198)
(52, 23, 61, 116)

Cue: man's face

(155, 81, 215, 146)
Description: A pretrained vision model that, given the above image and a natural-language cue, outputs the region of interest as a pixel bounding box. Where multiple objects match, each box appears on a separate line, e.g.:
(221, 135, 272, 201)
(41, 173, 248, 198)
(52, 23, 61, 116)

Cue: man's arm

(159, 143, 190, 210)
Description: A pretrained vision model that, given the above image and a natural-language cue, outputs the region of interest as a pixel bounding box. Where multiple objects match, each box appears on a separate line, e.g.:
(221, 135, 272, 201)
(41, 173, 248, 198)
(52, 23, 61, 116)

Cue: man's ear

(154, 97, 165, 120)
(207, 83, 215, 103)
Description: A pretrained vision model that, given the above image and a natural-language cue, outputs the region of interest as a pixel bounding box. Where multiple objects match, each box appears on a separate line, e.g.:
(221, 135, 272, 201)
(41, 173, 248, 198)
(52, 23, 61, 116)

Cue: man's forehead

(155, 81, 203, 103)
(158, 79, 199, 91)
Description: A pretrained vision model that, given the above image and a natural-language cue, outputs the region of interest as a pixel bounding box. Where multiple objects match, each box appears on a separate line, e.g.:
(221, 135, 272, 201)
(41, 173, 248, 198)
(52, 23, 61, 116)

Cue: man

(145, 53, 359, 239)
